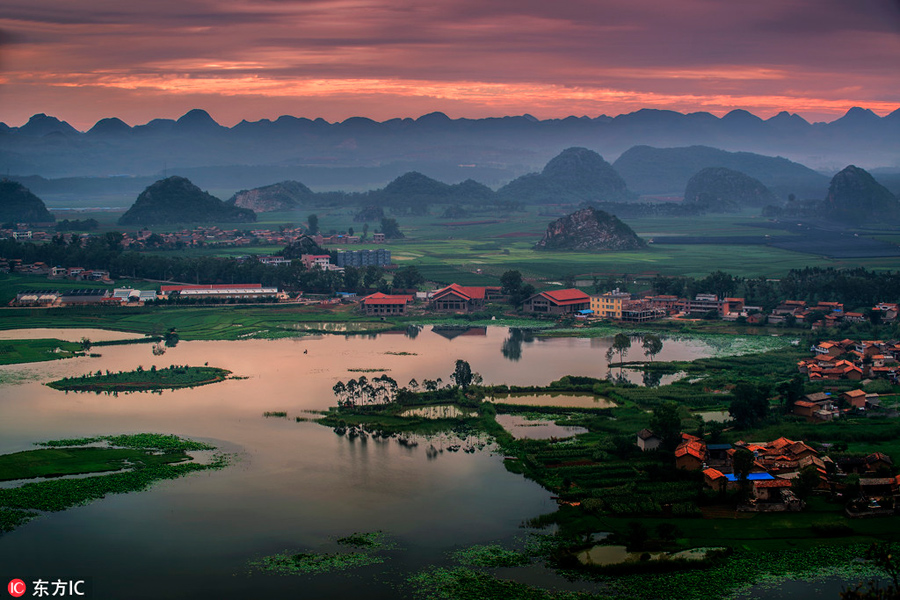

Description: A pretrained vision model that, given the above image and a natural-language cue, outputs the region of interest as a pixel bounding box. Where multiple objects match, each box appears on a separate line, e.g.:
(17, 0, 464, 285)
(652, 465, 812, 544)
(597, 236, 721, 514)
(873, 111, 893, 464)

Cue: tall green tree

(307, 214, 319, 235)
(451, 359, 475, 390)
(642, 334, 663, 361)
(649, 402, 682, 451)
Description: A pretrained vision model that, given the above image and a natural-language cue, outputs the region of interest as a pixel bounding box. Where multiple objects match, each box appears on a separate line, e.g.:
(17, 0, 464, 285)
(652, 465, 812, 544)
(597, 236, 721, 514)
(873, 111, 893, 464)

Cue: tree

(451, 359, 475, 390)
(500, 270, 523, 296)
(611, 333, 631, 364)
(343, 266, 361, 291)
(625, 521, 649, 551)
(793, 464, 820, 499)
(642, 334, 663, 361)
(649, 402, 682, 451)
(379, 217, 403, 239)
(393, 265, 424, 290)
(776, 374, 805, 414)
(363, 266, 384, 289)
(728, 382, 771, 428)
(732, 447, 754, 485)
(307, 214, 319, 235)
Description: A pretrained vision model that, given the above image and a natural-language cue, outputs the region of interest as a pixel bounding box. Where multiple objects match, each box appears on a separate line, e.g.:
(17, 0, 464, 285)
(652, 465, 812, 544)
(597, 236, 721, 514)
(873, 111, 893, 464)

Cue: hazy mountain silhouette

(0, 180, 55, 223)
(820, 165, 900, 225)
(119, 176, 256, 225)
(613, 145, 829, 199)
(498, 147, 634, 204)
(2, 107, 898, 185)
(683, 167, 777, 212)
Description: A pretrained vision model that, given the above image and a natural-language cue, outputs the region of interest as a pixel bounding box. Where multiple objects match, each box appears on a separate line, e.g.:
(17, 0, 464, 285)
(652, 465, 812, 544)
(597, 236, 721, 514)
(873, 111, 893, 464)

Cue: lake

(0, 326, 739, 599)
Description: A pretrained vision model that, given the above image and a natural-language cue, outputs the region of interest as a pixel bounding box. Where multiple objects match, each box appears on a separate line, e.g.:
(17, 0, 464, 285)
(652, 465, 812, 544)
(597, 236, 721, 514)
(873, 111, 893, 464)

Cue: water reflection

(501, 328, 537, 362)
(495, 414, 588, 440)
(0, 325, 719, 600)
(642, 369, 662, 388)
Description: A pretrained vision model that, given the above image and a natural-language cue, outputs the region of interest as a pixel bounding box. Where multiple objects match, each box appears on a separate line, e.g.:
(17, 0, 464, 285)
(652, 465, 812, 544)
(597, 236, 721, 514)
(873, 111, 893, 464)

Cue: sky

(1, 0, 899, 130)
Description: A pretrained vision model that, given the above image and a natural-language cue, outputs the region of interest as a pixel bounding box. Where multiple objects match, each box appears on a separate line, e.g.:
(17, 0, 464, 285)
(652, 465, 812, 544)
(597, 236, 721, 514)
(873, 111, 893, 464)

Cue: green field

(0, 338, 83, 365)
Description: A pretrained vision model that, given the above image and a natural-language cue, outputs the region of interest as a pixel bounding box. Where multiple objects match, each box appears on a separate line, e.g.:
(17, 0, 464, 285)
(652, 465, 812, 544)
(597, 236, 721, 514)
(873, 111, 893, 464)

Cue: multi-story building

(336, 249, 391, 268)
(589, 289, 630, 319)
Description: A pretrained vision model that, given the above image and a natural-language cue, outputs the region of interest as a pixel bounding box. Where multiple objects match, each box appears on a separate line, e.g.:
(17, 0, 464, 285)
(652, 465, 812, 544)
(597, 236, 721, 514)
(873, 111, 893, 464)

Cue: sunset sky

(1, 0, 899, 130)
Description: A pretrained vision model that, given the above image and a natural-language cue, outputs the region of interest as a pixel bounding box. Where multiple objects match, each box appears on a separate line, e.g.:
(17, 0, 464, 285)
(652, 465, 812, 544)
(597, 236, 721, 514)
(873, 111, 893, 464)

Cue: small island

(47, 365, 232, 392)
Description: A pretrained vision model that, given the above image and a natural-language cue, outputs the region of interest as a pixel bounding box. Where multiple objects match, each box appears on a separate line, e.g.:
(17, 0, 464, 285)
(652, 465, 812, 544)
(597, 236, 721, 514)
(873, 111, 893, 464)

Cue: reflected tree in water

(641, 369, 662, 388)
(501, 328, 534, 362)
(641, 333, 663, 361)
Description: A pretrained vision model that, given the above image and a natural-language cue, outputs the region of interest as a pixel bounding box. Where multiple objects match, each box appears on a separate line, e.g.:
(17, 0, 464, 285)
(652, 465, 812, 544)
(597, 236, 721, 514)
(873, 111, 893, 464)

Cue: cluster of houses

(0, 259, 112, 282)
(359, 285, 755, 322)
(638, 429, 898, 513)
(359, 284, 598, 317)
(799, 339, 900, 382)
(770, 300, 899, 328)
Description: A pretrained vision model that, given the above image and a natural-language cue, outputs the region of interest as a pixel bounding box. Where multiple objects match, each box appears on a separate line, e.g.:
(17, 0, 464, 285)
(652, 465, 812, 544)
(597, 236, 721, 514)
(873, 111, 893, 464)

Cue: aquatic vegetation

(37, 433, 215, 452)
(0, 435, 228, 533)
(251, 531, 395, 576)
(250, 550, 384, 575)
(264, 411, 288, 418)
(406, 567, 590, 600)
(0, 508, 38, 532)
(336, 531, 395, 550)
(450, 544, 532, 568)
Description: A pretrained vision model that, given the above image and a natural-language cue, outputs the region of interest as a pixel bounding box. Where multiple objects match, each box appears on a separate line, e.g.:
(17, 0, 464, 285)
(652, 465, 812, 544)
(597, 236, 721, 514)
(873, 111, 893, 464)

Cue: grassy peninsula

(0, 433, 228, 533)
(47, 365, 231, 392)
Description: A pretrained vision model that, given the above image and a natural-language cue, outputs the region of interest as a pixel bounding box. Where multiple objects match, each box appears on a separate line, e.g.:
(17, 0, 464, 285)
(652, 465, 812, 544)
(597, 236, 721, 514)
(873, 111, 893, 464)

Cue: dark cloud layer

(1, 0, 898, 128)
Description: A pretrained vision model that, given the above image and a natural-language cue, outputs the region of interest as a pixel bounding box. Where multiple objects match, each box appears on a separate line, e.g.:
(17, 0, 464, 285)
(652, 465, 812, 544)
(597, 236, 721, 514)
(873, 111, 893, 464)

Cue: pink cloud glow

(0, 0, 898, 129)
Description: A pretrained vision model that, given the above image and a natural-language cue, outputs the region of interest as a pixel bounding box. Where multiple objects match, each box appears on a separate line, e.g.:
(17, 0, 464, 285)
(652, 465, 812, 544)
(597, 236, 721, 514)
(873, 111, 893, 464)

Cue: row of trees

(331, 360, 483, 407)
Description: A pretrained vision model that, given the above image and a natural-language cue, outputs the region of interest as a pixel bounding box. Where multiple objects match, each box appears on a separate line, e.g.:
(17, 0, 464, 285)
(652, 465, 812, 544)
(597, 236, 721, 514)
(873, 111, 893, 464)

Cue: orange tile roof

(362, 292, 413, 305)
(540, 288, 591, 305)
(703, 468, 724, 479)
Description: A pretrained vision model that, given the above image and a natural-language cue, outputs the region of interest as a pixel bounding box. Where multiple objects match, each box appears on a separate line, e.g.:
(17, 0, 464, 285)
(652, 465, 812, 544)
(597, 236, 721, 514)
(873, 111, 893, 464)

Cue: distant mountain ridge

(3, 106, 898, 181)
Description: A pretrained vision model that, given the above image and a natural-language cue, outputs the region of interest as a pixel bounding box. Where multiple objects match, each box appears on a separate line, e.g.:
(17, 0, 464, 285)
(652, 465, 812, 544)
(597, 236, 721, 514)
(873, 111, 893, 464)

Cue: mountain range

(2, 107, 898, 186)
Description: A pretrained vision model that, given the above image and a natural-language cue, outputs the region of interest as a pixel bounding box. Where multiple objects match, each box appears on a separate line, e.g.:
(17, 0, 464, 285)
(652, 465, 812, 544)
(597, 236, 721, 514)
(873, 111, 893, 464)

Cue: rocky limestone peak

(821, 165, 900, 225)
(534, 206, 645, 252)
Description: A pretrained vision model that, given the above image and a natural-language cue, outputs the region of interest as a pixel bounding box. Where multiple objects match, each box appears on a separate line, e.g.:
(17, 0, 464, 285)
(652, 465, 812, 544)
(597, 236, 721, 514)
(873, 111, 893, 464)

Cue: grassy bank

(46, 365, 232, 392)
(0, 434, 228, 533)
(0, 338, 83, 365)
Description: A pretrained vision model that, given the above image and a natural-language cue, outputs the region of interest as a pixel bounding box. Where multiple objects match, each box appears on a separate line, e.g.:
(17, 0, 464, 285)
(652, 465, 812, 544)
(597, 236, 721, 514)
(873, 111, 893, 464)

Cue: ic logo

(7, 579, 26, 598)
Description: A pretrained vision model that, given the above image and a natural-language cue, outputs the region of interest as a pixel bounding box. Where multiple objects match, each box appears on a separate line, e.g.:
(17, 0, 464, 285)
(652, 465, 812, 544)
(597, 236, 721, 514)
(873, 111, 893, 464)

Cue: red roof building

(361, 292, 414, 315)
(523, 289, 591, 315)
(431, 284, 502, 313)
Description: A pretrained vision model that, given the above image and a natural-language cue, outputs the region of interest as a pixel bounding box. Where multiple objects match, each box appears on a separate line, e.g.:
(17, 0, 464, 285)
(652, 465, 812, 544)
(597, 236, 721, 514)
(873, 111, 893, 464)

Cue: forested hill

(0, 180, 55, 223)
(119, 176, 256, 225)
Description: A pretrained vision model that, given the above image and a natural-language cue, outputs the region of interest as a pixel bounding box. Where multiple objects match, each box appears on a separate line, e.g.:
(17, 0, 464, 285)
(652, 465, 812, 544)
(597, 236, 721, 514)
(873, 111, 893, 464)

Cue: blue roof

(578, 309, 594, 314)
(725, 473, 774, 482)
(707, 444, 733, 451)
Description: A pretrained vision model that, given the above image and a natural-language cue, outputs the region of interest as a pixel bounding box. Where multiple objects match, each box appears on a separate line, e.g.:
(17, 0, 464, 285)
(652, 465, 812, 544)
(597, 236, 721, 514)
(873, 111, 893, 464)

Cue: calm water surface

(0, 327, 716, 599)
